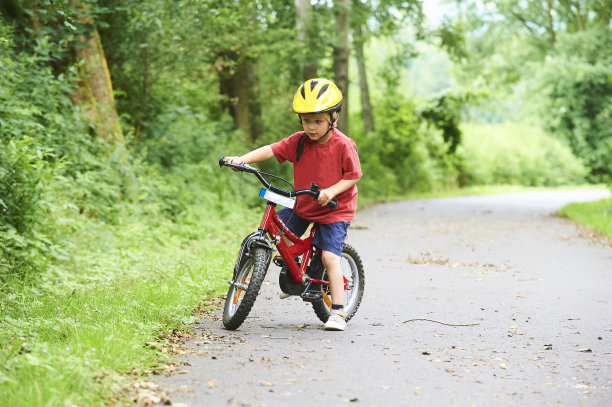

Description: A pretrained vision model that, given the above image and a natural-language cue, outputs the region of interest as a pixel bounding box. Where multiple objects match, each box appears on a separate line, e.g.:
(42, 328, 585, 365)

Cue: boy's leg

(314, 222, 350, 331)
(321, 250, 344, 307)
(322, 249, 347, 331)
(277, 207, 310, 247)
(277, 208, 310, 299)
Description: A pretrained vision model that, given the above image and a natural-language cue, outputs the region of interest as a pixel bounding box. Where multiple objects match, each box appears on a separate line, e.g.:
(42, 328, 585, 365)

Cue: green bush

(537, 27, 612, 180)
(458, 122, 588, 186)
(0, 138, 56, 278)
(352, 96, 459, 201)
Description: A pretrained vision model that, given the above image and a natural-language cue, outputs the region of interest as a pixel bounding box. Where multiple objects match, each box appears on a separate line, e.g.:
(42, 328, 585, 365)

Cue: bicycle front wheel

(312, 243, 365, 323)
(223, 247, 269, 330)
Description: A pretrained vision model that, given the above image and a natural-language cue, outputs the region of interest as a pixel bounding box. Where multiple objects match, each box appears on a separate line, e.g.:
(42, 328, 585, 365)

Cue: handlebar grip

(327, 200, 338, 211)
(219, 156, 257, 173)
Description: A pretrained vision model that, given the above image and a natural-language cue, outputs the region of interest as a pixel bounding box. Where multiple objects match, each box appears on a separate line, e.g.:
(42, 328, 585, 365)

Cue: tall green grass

(0, 211, 249, 406)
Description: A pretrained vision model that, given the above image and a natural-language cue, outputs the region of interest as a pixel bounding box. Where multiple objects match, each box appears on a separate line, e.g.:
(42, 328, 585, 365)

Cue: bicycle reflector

(259, 188, 295, 209)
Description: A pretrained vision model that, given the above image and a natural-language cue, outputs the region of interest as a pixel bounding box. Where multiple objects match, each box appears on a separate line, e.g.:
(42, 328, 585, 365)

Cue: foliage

(442, 0, 612, 179)
(536, 27, 612, 180)
(420, 93, 463, 153)
(0, 218, 241, 406)
(0, 19, 72, 278)
(458, 123, 587, 186)
(0, 138, 56, 278)
(353, 50, 460, 196)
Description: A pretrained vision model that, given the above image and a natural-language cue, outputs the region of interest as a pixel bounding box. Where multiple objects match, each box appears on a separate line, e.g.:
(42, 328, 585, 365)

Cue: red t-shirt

(271, 129, 362, 224)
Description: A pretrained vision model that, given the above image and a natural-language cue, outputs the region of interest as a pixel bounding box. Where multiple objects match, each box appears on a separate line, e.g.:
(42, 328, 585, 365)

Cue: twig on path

(261, 335, 293, 339)
(403, 318, 480, 327)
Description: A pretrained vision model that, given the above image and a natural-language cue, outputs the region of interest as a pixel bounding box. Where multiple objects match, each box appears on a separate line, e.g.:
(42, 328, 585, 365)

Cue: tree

(68, 0, 124, 143)
(350, 0, 423, 135)
(0, 0, 124, 143)
(295, 0, 317, 80)
(353, 23, 375, 133)
(334, 0, 350, 134)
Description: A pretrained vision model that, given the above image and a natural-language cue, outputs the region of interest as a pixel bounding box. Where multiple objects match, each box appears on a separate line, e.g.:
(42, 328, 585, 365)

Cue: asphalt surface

(153, 189, 611, 407)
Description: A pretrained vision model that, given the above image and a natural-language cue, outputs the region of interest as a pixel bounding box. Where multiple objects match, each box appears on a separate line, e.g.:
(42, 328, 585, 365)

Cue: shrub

(458, 122, 587, 186)
(0, 138, 56, 278)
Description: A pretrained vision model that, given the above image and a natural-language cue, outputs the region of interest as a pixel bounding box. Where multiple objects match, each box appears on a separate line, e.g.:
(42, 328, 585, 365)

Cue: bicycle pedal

(300, 290, 323, 302)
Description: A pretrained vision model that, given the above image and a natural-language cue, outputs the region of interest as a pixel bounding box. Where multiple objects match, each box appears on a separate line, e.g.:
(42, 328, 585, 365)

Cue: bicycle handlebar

(219, 156, 338, 211)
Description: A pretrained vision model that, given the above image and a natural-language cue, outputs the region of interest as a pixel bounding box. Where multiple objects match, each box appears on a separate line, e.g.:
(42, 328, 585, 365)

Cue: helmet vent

(309, 80, 318, 92)
(317, 84, 329, 99)
(299, 84, 306, 99)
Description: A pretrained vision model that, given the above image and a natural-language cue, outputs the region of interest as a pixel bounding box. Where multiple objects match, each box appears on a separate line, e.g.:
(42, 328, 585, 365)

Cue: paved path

(154, 189, 611, 407)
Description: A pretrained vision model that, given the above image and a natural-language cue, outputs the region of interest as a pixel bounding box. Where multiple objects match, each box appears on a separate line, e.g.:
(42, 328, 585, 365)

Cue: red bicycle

(219, 157, 365, 330)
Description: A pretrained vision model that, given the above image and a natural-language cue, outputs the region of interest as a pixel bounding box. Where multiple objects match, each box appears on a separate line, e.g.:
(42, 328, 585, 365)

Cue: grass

(0, 216, 243, 406)
(559, 197, 612, 238)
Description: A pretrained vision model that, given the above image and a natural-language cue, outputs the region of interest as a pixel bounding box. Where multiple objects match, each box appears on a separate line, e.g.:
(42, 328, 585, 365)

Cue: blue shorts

(277, 208, 349, 257)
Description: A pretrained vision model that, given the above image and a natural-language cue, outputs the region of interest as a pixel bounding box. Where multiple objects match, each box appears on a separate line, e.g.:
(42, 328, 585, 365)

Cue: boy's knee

(321, 250, 340, 266)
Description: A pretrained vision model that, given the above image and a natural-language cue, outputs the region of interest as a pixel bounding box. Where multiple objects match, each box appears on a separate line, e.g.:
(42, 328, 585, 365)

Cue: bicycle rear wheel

(312, 243, 365, 323)
(223, 247, 269, 330)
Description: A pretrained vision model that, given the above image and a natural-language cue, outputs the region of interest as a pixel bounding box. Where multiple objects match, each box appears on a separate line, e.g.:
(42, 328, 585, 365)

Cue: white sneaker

(324, 309, 347, 331)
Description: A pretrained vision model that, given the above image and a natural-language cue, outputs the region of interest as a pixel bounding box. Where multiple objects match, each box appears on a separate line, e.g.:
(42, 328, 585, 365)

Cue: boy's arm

(317, 178, 360, 206)
(226, 145, 274, 166)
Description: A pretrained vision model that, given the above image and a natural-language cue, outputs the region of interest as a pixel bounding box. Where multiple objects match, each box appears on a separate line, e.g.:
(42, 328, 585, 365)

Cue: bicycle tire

(312, 243, 365, 323)
(223, 247, 269, 330)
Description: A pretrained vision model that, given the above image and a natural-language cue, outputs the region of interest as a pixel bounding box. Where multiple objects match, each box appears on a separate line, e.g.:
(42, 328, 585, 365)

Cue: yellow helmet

(292, 78, 343, 114)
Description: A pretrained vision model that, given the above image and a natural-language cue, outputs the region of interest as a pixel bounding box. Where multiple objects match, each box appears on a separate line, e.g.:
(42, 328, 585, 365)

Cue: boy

(225, 78, 361, 331)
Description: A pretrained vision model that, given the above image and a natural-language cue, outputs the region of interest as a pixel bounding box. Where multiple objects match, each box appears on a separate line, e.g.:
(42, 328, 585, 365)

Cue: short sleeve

(271, 132, 303, 163)
(342, 141, 362, 180)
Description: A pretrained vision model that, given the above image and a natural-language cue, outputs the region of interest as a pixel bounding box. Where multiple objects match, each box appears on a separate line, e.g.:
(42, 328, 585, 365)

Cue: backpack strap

(296, 134, 308, 162)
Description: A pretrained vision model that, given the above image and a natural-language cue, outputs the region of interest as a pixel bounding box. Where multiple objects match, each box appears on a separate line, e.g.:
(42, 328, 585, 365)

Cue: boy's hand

(318, 188, 335, 206)
(225, 156, 244, 171)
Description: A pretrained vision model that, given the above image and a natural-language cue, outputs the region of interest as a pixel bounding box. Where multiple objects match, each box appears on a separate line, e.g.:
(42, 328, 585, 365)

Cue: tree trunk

(354, 24, 374, 134)
(333, 0, 350, 135)
(295, 0, 317, 80)
(69, 0, 124, 144)
(216, 52, 261, 146)
(231, 60, 253, 145)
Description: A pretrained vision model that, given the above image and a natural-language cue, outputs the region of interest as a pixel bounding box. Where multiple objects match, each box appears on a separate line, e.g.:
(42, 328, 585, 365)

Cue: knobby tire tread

(223, 248, 269, 330)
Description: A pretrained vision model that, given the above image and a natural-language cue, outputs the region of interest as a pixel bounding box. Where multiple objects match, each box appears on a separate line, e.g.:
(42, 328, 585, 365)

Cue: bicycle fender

(234, 230, 273, 279)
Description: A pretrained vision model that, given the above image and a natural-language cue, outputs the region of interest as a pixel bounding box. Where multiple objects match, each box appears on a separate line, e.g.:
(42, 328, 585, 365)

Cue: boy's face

(300, 112, 334, 144)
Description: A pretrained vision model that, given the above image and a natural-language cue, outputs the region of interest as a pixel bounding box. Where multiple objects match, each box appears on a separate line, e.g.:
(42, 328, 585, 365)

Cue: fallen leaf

(206, 379, 218, 388)
(259, 380, 273, 386)
(499, 363, 508, 370)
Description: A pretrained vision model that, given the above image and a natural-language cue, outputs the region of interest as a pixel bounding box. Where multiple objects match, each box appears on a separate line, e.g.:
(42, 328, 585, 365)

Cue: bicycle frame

(259, 202, 328, 287)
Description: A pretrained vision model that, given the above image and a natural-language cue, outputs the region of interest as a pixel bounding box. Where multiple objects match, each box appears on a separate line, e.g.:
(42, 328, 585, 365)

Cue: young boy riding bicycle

(224, 78, 362, 331)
